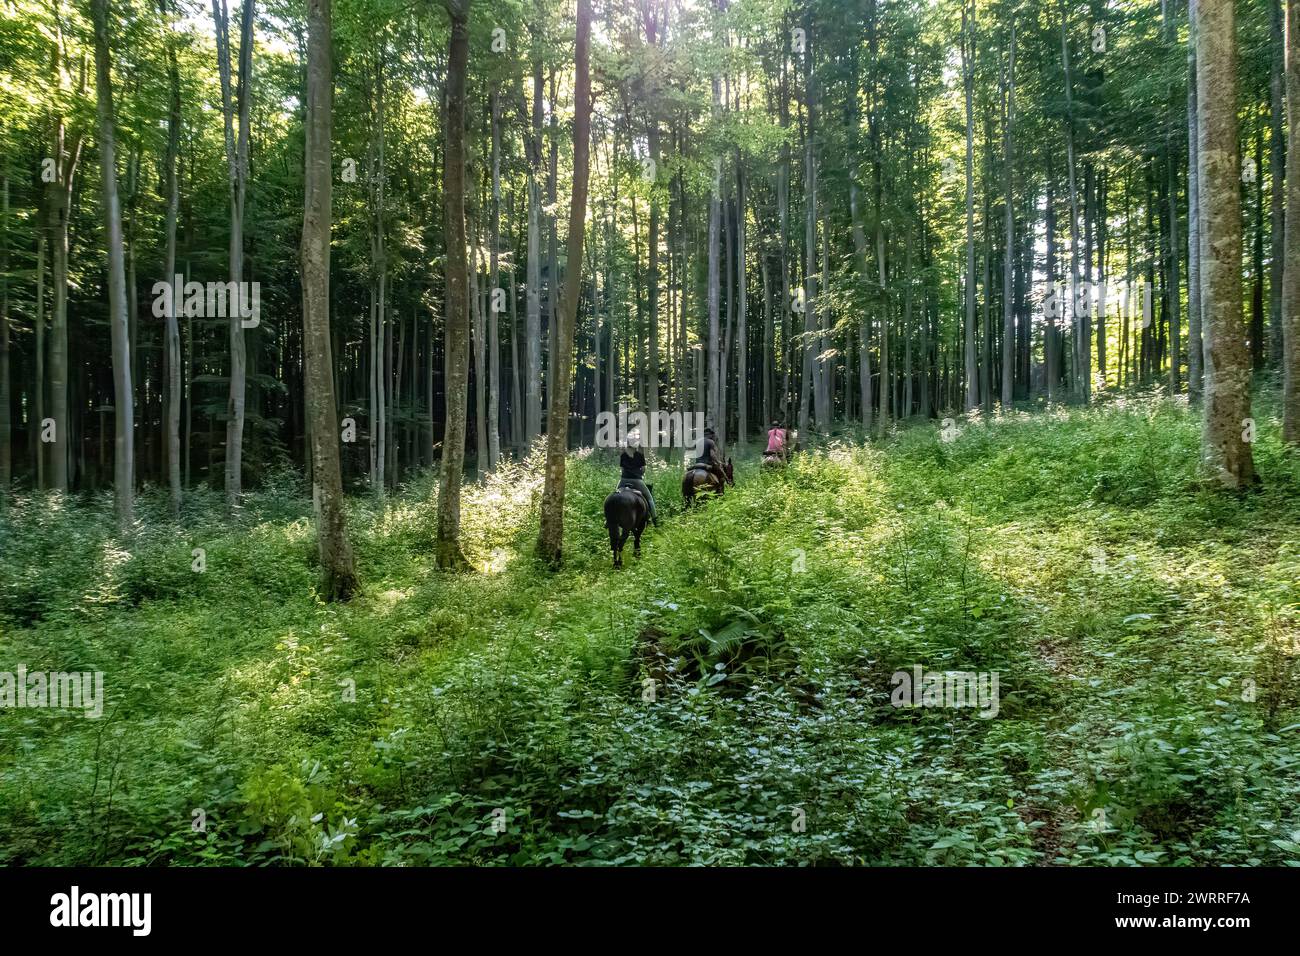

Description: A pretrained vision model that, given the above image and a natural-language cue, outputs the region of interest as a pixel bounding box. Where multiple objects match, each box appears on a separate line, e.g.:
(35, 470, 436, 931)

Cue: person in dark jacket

(692, 427, 727, 488)
(619, 440, 658, 527)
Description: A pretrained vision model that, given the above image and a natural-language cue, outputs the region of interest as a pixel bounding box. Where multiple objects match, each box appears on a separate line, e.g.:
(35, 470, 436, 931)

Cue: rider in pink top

(765, 421, 788, 461)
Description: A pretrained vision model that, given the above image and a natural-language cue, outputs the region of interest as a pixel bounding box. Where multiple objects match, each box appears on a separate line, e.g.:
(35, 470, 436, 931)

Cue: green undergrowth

(1, 390, 1297, 866)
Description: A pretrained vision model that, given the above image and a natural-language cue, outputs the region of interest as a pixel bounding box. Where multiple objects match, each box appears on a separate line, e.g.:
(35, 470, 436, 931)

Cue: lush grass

(1, 391, 1298, 866)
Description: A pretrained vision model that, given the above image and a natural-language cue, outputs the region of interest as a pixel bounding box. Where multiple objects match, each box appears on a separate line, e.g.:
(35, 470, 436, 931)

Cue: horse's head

(724, 458, 735, 485)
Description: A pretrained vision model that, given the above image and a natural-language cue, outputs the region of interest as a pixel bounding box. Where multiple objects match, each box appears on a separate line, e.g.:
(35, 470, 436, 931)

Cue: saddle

(617, 481, 649, 506)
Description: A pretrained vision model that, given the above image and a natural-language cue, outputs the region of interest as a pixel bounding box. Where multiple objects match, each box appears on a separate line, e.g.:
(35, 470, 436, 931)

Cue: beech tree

(437, 0, 472, 571)
(1196, 0, 1256, 489)
(537, 0, 592, 567)
(302, 0, 358, 599)
(91, 0, 133, 527)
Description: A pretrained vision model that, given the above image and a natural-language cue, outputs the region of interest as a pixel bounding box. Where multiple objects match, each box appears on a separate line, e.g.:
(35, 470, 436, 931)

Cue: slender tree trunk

(1271, 0, 1286, 365)
(1196, 0, 1256, 488)
(437, 0, 472, 570)
(851, 171, 871, 430)
(0, 174, 9, 497)
(162, 0, 182, 516)
(488, 86, 502, 468)
(472, 224, 487, 476)
(34, 231, 45, 489)
(849, 37, 872, 431)
(876, 223, 889, 435)
(801, 10, 819, 436)
(778, 44, 792, 428)
(1001, 23, 1016, 409)
(509, 236, 522, 453)
(92, 0, 134, 527)
(47, 139, 78, 493)
(962, 1, 978, 411)
(735, 161, 746, 445)
(1283, 0, 1300, 442)
(45, 3, 81, 494)
(644, 3, 662, 437)
(302, 0, 357, 599)
(761, 253, 772, 427)
(1046, 179, 1058, 402)
(1161, 1, 1181, 395)
(536, 0, 590, 566)
(1061, 0, 1087, 403)
(1187, 0, 1203, 399)
(707, 83, 723, 438)
(525, 33, 543, 445)
(214, 0, 253, 511)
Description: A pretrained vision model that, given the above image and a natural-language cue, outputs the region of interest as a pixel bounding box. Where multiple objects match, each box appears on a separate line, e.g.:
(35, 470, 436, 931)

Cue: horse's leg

(616, 525, 629, 568)
(633, 519, 643, 557)
(608, 522, 620, 568)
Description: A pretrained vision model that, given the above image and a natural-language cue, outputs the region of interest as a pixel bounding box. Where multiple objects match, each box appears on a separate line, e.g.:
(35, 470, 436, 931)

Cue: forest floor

(1, 387, 1299, 866)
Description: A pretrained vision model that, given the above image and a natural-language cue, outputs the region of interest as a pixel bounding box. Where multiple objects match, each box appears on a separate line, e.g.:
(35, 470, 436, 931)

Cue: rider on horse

(619, 437, 658, 527)
(691, 427, 728, 488)
(764, 419, 790, 465)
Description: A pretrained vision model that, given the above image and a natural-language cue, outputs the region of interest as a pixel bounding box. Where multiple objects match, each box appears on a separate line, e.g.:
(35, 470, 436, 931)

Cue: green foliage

(1, 394, 1298, 866)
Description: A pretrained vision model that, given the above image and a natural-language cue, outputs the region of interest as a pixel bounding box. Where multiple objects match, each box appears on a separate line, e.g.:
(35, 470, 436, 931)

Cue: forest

(0, 0, 1297, 870)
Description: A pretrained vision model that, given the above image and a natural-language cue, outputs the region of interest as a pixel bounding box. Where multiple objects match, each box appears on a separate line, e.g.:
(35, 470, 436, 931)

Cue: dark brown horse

(681, 458, 733, 508)
(603, 484, 650, 568)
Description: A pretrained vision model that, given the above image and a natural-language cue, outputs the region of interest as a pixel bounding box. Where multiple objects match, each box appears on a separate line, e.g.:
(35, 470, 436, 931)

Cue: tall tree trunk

(46, 4, 81, 493)
(778, 39, 792, 428)
(472, 222, 487, 476)
(536, 0, 591, 567)
(1283, 0, 1300, 442)
(92, 0, 134, 527)
(508, 227, 522, 453)
(1096, 172, 1108, 387)
(849, 33, 873, 431)
(302, 0, 357, 599)
(851, 168, 871, 430)
(1187, 0, 1203, 399)
(644, 2, 662, 437)
(1162, 1, 1181, 395)
(801, 9, 819, 435)
(437, 0, 472, 570)
(1001, 23, 1016, 410)
(761, 252, 773, 427)
(383, 69, 394, 489)
(735, 161, 746, 445)
(213, 0, 253, 511)
(1167, 148, 1182, 393)
(1196, 0, 1256, 488)
(707, 82, 723, 439)
(876, 223, 889, 435)
(525, 28, 543, 445)
(1061, 0, 1087, 403)
(0, 173, 9, 497)
(488, 86, 502, 468)
(1271, 0, 1286, 366)
(34, 230, 45, 489)
(547, 71, 559, 421)
(1046, 179, 1058, 402)
(162, 0, 182, 516)
(962, 1, 978, 411)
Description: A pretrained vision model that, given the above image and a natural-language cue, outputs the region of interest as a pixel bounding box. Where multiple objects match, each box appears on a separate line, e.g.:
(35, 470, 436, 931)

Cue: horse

(681, 458, 734, 509)
(762, 451, 786, 470)
(603, 483, 651, 568)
